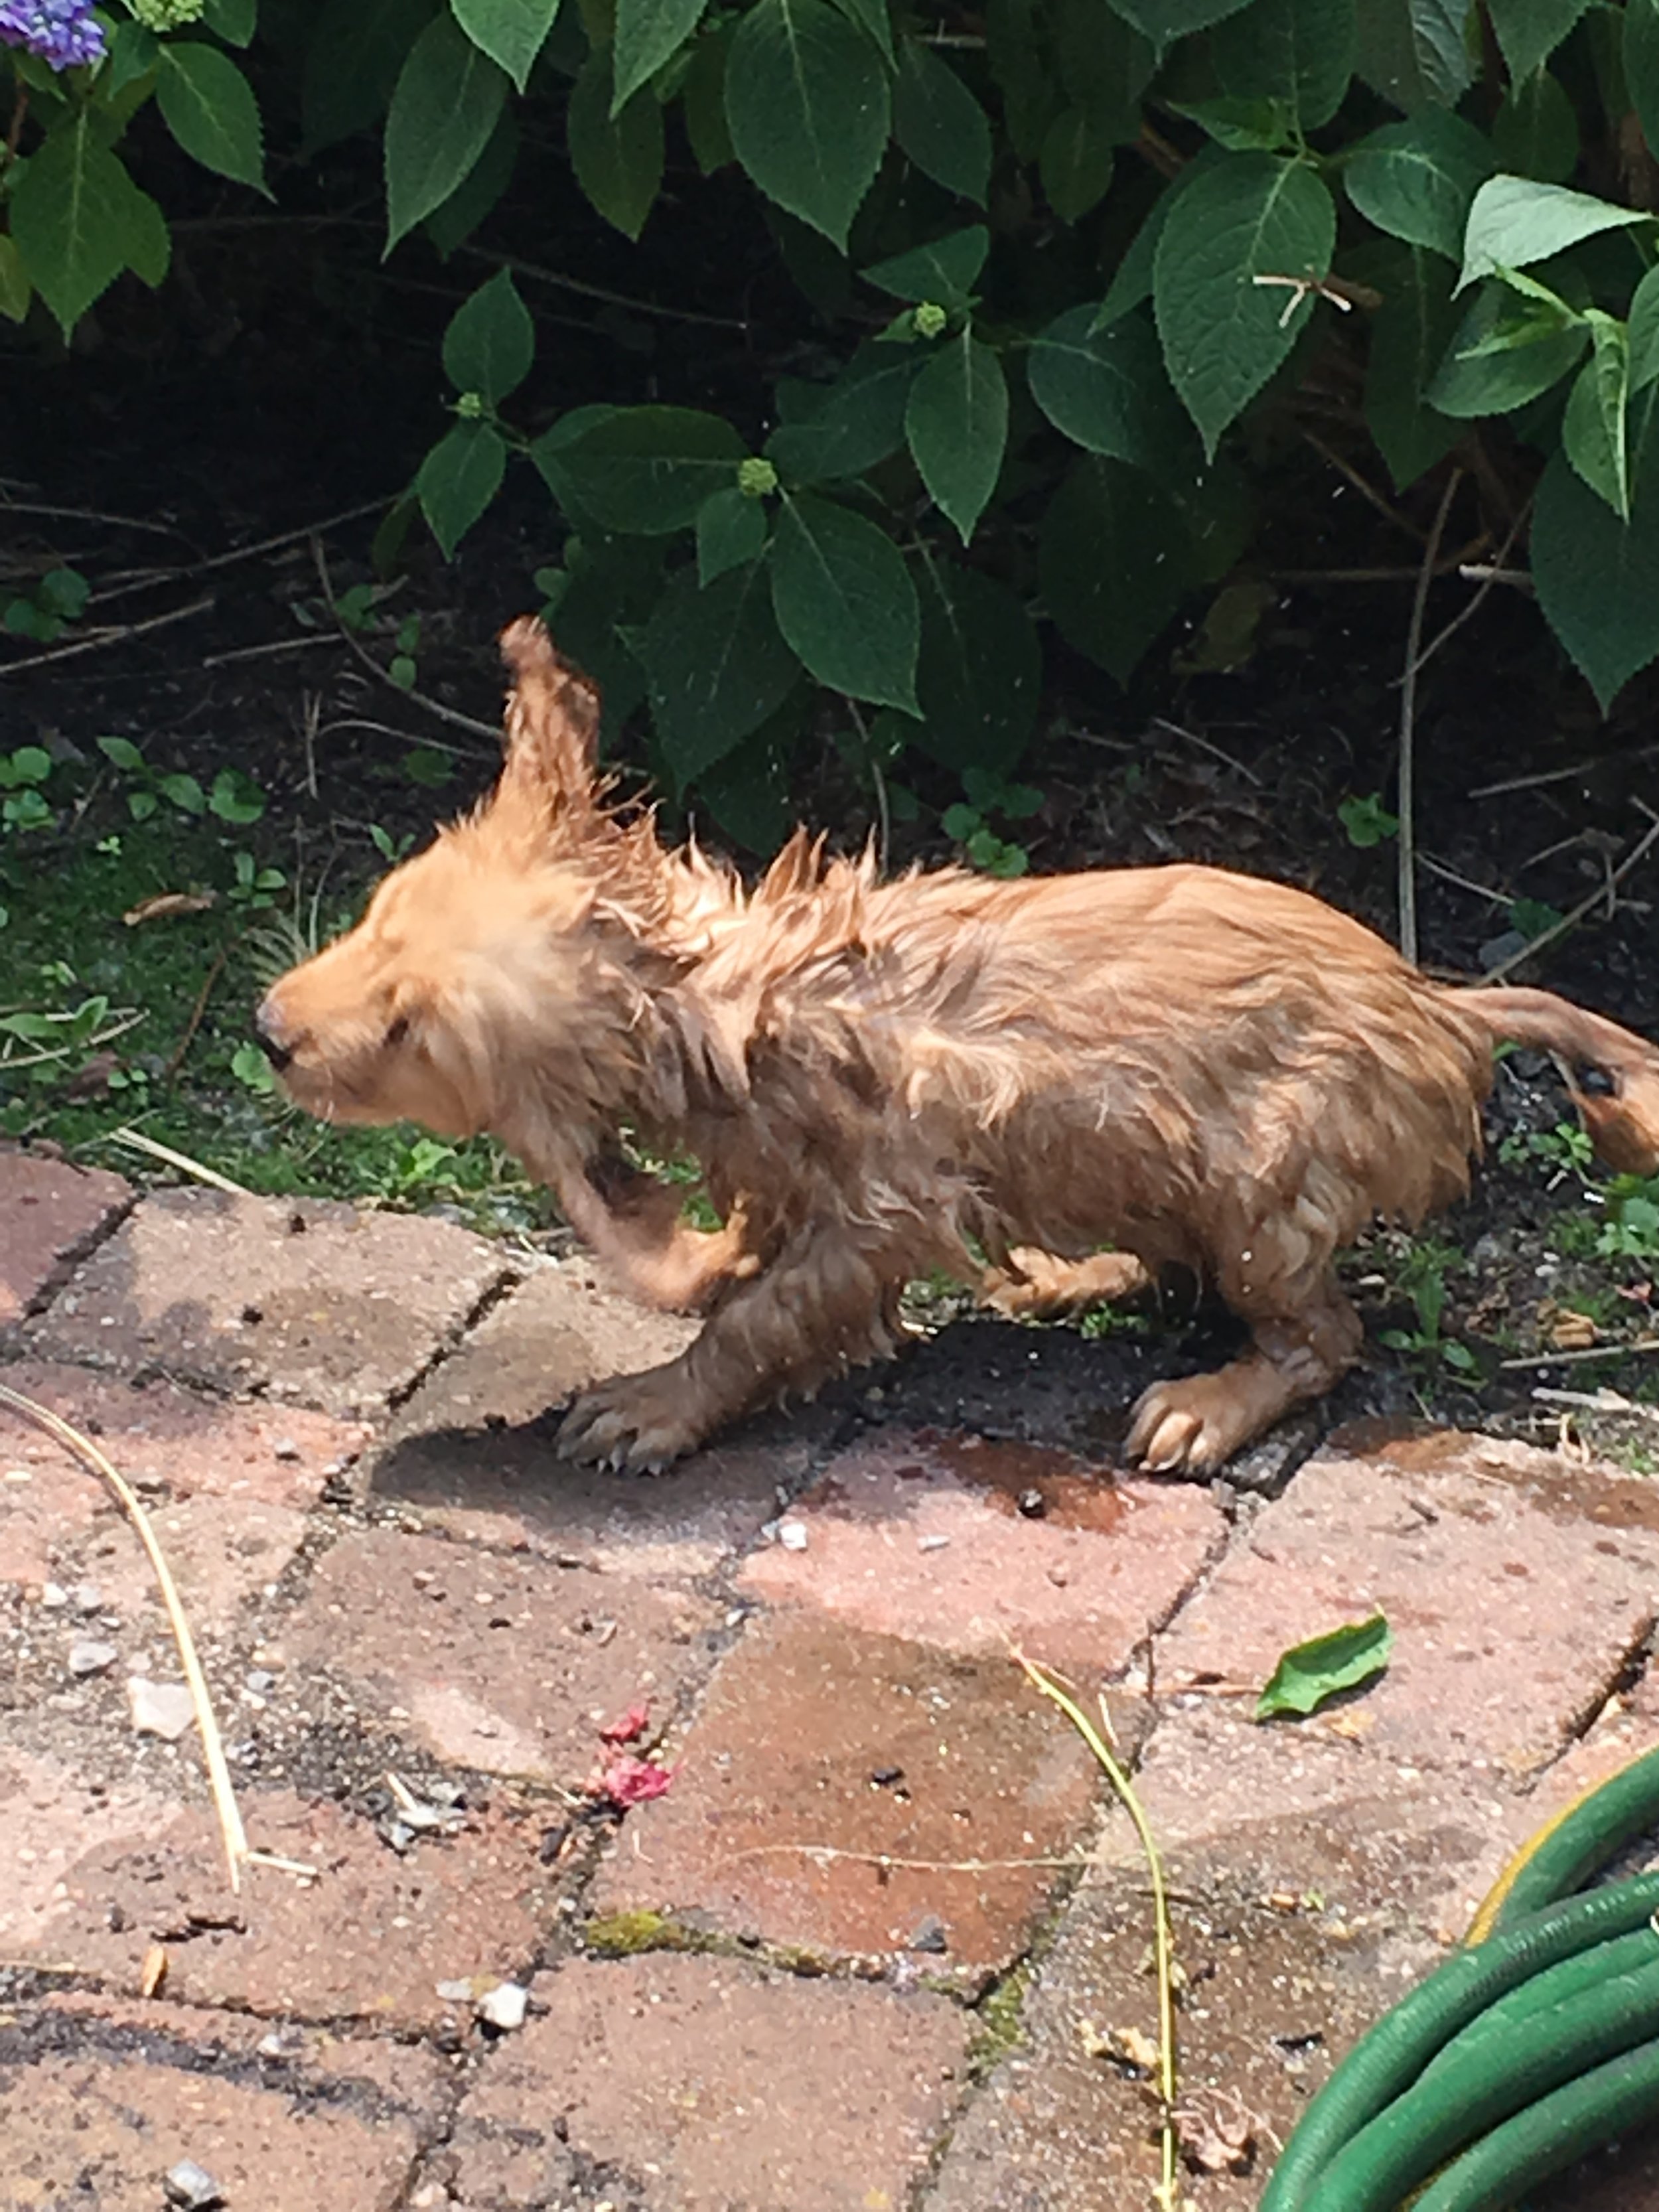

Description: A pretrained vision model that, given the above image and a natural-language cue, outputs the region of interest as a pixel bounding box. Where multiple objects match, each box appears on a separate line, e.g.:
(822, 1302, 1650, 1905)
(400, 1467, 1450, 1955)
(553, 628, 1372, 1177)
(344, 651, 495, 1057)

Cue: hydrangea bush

(6, 1, 1659, 843)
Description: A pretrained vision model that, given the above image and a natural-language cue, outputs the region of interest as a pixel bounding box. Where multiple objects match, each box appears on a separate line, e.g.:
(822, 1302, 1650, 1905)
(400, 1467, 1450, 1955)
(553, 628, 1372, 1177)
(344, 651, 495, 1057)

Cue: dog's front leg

(557, 1226, 902, 1471)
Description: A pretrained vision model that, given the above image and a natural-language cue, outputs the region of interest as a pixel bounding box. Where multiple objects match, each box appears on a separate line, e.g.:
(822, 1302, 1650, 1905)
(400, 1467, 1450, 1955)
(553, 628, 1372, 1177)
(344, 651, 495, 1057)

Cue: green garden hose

(1410, 2034, 1659, 2211)
(1467, 1742, 1659, 1941)
(1307, 1951, 1659, 2211)
(1260, 1742, 1659, 2212)
(1256, 1873, 1659, 2212)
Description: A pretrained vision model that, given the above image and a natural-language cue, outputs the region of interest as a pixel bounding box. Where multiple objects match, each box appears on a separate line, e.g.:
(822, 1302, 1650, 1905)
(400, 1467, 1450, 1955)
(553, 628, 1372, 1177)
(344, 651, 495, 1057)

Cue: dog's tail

(1450, 982, 1659, 1175)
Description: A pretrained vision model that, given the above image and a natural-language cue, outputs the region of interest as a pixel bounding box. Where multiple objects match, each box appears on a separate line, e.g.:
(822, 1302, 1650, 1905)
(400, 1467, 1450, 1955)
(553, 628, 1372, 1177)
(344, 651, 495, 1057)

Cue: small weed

(1498, 1121, 1595, 1178)
(1337, 793, 1398, 848)
(226, 850, 287, 910)
(1508, 897, 1565, 942)
(1379, 1238, 1479, 1373)
(1595, 1177, 1659, 1261)
(4, 565, 89, 642)
(1078, 1301, 1151, 1340)
(943, 768, 1043, 878)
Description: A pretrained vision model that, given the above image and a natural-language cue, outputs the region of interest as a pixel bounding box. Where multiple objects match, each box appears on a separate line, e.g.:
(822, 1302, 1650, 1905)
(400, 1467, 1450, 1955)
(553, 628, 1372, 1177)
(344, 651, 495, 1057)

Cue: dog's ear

(497, 616, 602, 815)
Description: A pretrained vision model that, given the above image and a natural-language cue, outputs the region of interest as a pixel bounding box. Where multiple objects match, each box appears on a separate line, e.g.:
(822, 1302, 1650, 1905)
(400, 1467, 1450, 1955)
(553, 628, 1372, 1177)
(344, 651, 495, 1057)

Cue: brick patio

(4, 1143, 1659, 2209)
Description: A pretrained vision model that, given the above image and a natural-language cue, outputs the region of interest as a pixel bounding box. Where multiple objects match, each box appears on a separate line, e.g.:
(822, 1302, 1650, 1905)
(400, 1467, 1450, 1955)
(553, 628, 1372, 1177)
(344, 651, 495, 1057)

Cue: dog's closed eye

(1575, 1063, 1618, 1098)
(385, 1013, 411, 1048)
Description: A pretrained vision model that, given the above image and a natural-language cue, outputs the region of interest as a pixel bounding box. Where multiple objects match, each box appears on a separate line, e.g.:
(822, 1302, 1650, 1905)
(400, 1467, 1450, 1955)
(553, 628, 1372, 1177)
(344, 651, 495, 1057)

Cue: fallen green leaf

(1256, 1613, 1393, 1720)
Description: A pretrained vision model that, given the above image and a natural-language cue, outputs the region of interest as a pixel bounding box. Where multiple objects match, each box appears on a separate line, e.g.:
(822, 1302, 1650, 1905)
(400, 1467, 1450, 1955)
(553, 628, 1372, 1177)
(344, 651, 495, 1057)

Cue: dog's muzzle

(253, 1000, 295, 1073)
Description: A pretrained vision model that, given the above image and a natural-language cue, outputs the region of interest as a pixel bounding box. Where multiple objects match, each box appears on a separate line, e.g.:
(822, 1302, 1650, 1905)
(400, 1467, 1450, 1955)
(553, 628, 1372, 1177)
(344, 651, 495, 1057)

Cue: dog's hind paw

(557, 1371, 706, 1473)
(1125, 1370, 1274, 1473)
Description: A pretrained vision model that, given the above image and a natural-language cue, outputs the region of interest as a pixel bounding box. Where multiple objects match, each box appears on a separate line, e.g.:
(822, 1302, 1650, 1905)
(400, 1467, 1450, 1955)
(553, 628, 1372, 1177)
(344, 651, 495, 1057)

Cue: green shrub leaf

(1344, 110, 1493, 261)
(549, 406, 747, 532)
(893, 37, 991, 205)
(1212, 0, 1356, 131)
(912, 559, 1040, 773)
(1108, 0, 1255, 40)
(1428, 276, 1587, 413)
(1488, 0, 1591, 85)
(693, 699, 804, 850)
(1039, 453, 1195, 680)
(1491, 68, 1578, 183)
(303, 0, 431, 155)
(1040, 108, 1116, 223)
(1630, 264, 1659, 392)
(425, 110, 522, 258)
(206, 0, 257, 44)
(906, 331, 1008, 542)
(725, 0, 890, 248)
(385, 15, 508, 250)
(452, 0, 559, 92)
(1154, 152, 1336, 459)
(1358, 240, 1461, 488)
(770, 492, 920, 709)
(696, 485, 770, 582)
(1256, 1614, 1393, 1720)
(1533, 382, 1659, 709)
(1052, 0, 1153, 134)
(1632, 0, 1659, 161)
(1563, 311, 1632, 519)
(1092, 144, 1227, 330)
(1354, 0, 1475, 113)
(1029, 304, 1193, 469)
(157, 44, 267, 193)
(614, 0, 709, 110)
(1458, 175, 1650, 293)
(766, 344, 918, 479)
(443, 269, 534, 404)
(863, 224, 987, 309)
(11, 120, 159, 335)
(567, 46, 665, 240)
(0, 237, 29, 323)
(682, 29, 735, 171)
(418, 421, 507, 557)
(829, 0, 897, 67)
(643, 559, 800, 784)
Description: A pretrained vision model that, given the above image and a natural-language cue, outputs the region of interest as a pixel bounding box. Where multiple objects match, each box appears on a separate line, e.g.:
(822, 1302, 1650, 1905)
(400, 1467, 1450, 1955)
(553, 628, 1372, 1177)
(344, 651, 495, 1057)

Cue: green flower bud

(738, 456, 778, 498)
(455, 391, 486, 420)
(913, 301, 948, 340)
(127, 0, 206, 28)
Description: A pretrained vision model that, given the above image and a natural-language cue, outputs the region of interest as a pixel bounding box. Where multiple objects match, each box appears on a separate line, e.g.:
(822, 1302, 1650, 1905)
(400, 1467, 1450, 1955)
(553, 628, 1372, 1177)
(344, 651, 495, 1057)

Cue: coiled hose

(1258, 1741, 1659, 2211)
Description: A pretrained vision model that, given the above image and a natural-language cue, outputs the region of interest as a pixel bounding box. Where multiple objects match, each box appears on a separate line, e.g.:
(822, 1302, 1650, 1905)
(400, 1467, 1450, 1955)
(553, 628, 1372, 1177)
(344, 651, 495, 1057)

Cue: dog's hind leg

(1125, 1272, 1362, 1474)
(557, 1226, 904, 1472)
(981, 1248, 1152, 1319)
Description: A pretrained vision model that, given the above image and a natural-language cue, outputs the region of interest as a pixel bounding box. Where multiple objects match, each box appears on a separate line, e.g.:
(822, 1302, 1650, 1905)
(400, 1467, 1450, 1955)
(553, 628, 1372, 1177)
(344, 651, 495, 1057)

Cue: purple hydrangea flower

(0, 0, 106, 70)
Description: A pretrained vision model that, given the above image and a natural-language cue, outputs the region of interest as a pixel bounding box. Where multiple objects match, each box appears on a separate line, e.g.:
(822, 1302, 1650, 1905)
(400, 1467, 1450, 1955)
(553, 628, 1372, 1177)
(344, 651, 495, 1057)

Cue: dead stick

(1481, 806, 1659, 984)
(164, 940, 231, 1086)
(1398, 471, 1463, 967)
(310, 538, 499, 745)
(0, 593, 215, 677)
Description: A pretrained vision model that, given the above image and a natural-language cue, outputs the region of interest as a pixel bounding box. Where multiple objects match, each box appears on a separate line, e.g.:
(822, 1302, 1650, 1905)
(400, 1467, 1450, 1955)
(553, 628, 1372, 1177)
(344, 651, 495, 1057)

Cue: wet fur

(257, 619, 1659, 1472)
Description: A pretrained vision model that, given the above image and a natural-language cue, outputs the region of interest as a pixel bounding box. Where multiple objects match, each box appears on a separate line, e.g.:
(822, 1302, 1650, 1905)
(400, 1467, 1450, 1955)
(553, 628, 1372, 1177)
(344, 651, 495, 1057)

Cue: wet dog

(257, 617, 1659, 1471)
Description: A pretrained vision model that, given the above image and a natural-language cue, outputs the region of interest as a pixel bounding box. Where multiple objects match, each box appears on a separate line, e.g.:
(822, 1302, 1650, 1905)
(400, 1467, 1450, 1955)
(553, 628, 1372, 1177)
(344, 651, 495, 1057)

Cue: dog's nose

(253, 999, 295, 1073)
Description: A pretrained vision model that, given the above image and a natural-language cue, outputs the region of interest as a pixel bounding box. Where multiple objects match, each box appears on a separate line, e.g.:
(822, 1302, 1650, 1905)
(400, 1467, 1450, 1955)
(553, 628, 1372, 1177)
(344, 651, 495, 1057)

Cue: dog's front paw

(557, 1371, 707, 1473)
(1125, 1374, 1257, 1473)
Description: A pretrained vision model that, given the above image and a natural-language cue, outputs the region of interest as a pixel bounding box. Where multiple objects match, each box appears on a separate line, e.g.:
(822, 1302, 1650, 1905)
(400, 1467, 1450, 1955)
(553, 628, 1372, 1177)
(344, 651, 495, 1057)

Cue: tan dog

(256, 618, 1659, 1472)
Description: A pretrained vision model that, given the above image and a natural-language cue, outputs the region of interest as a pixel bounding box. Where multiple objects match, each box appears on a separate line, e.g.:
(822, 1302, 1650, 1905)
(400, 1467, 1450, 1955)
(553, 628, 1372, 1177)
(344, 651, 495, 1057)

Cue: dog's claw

(1125, 1380, 1234, 1472)
(557, 1372, 704, 1473)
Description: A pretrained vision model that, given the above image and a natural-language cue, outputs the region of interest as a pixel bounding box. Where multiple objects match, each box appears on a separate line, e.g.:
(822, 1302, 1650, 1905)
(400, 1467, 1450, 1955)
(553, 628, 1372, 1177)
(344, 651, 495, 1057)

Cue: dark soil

(5, 194, 1659, 1476)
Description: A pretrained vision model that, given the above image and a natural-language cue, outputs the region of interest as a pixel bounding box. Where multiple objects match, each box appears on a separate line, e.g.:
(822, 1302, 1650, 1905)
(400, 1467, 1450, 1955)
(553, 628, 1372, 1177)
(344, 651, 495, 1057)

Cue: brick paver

(3, 1777, 555, 2029)
(0, 1992, 441, 2212)
(0, 1145, 130, 1329)
(589, 1607, 1100, 1970)
(740, 1428, 1224, 1668)
(1158, 1433, 1659, 1774)
(26, 1187, 510, 1414)
(283, 1524, 725, 1782)
(449, 1954, 971, 2212)
(13, 1154, 1659, 2212)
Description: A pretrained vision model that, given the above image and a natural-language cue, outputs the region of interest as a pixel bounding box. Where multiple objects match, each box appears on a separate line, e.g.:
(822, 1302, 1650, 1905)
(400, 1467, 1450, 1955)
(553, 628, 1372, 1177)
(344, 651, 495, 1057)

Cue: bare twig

(0, 594, 215, 677)
(108, 1126, 253, 1196)
(90, 494, 396, 606)
(310, 539, 500, 746)
(200, 636, 344, 669)
(1151, 716, 1263, 787)
(0, 498, 194, 542)
(163, 943, 232, 1086)
(1398, 471, 1463, 966)
(1407, 496, 1533, 682)
(0, 1384, 249, 1891)
(1480, 804, 1659, 984)
(1303, 430, 1427, 546)
(1502, 1339, 1659, 1372)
